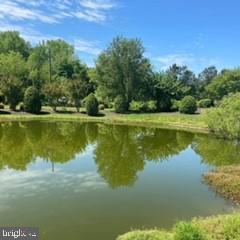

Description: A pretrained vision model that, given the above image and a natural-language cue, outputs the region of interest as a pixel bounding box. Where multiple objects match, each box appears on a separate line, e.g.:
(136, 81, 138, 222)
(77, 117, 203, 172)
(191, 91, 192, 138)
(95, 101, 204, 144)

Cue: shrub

(99, 104, 105, 110)
(109, 102, 114, 109)
(198, 99, 213, 108)
(179, 96, 197, 114)
(171, 100, 180, 112)
(224, 215, 240, 240)
(206, 93, 240, 140)
(85, 93, 99, 116)
(174, 222, 206, 240)
(146, 100, 157, 112)
(129, 101, 146, 113)
(0, 103, 4, 109)
(114, 95, 128, 113)
(24, 86, 42, 114)
(117, 230, 173, 240)
(19, 102, 24, 111)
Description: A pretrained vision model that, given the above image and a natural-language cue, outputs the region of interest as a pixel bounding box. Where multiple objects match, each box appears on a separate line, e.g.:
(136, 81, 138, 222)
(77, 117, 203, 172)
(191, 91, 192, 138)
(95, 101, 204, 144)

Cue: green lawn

(0, 106, 208, 133)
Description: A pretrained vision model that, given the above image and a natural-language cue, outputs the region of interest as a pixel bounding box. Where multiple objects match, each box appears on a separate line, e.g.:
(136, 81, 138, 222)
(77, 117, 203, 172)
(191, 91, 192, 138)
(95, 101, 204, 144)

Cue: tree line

(0, 31, 239, 115)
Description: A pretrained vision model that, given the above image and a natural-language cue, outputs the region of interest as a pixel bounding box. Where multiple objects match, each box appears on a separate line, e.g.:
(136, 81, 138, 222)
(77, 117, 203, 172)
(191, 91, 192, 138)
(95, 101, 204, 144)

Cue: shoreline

(0, 110, 209, 134)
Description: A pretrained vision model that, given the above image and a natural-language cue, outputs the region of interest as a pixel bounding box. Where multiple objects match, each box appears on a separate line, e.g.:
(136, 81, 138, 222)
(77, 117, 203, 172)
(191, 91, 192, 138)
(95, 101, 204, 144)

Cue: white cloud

(0, 21, 59, 43)
(0, 0, 58, 23)
(154, 53, 222, 72)
(0, 0, 117, 24)
(156, 54, 195, 70)
(80, 0, 116, 10)
(74, 39, 102, 55)
(0, 167, 107, 211)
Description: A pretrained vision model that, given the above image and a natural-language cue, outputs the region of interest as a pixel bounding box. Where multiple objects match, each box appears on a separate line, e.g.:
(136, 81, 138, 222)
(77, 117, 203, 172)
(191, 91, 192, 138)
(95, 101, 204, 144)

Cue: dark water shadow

(0, 110, 11, 115)
(56, 110, 75, 114)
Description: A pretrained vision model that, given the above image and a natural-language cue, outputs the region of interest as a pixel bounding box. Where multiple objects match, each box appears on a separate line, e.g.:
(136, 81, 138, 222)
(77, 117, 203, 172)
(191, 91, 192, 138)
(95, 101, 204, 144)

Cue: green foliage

(206, 93, 240, 140)
(171, 100, 180, 112)
(2, 80, 23, 110)
(0, 31, 30, 58)
(224, 215, 240, 240)
(24, 86, 42, 114)
(198, 66, 218, 98)
(99, 104, 105, 110)
(167, 64, 198, 96)
(154, 72, 189, 112)
(207, 69, 240, 100)
(174, 222, 206, 240)
(118, 214, 240, 240)
(67, 61, 92, 112)
(129, 100, 157, 113)
(0, 52, 26, 110)
(146, 100, 157, 112)
(43, 81, 66, 111)
(198, 99, 213, 108)
(19, 102, 24, 111)
(85, 93, 99, 116)
(27, 44, 49, 88)
(129, 101, 146, 112)
(179, 96, 197, 114)
(114, 95, 128, 113)
(117, 230, 173, 240)
(96, 36, 153, 103)
(0, 103, 4, 109)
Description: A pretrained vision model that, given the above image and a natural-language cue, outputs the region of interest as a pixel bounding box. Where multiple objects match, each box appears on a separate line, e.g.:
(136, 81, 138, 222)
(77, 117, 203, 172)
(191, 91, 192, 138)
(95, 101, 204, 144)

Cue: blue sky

(0, 0, 239, 73)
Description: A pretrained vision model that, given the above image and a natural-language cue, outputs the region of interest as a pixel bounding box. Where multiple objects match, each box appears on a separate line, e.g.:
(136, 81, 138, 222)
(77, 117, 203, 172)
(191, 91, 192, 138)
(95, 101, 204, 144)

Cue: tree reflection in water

(0, 121, 238, 188)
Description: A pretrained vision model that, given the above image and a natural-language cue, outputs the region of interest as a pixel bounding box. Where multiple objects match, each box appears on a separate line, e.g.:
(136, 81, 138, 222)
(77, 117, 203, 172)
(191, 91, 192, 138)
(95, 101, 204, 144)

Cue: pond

(0, 121, 239, 240)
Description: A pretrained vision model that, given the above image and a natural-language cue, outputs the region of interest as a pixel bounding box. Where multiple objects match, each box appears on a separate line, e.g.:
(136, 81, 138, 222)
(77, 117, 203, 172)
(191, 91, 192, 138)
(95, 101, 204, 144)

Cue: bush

(0, 103, 4, 109)
(179, 96, 197, 114)
(85, 93, 99, 116)
(198, 99, 213, 108)
(146, 100, 157, 112)
(117, 230, 173, 240)
(206, 93, 240, 140)
(99, 104, 105, 110)
(171, 100, 180, 112)
(174, 222, 206, 240)
(224, 215, 240, 240)
(24, 86, 42, 114)
(114, 95, 128, 113)
(129, 101, 146, 113)
(19, 102, 24, 111)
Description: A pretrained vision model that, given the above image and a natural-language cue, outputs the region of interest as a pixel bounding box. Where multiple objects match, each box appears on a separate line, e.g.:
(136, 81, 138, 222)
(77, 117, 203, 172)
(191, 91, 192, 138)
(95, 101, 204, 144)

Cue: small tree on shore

(85, 93, 99, 116)
(24, 86, 42, 114)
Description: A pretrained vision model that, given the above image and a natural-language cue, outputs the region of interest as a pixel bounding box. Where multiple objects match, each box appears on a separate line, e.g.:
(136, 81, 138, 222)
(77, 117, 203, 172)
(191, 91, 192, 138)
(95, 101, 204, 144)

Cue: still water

(0, 121, 239, 240)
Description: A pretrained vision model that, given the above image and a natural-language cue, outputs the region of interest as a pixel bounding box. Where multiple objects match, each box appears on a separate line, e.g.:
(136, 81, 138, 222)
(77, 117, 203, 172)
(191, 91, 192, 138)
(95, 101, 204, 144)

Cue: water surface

(0, 121, 239, 240)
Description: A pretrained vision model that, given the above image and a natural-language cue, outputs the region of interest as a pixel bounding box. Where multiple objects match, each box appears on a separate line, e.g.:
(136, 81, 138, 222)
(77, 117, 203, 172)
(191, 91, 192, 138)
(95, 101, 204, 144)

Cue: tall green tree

(167, 64, 198, 96)
(0, 52, 27, 110)
(27, 44, 49, 89)
(198, 66, 218, 98)
(67, 61, 93, 112)
(43, 80, 67, 112)
(206, 68, 240, 100)
(153, 72, 189, 111)
(0, 31, 31, 59)
(96, 36, 153, 107)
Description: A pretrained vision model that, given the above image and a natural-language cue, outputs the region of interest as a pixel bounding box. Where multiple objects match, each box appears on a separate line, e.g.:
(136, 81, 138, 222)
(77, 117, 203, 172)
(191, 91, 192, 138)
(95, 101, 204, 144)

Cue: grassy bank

(204, 165, 240, 204)
(0, 107, 208, 133)
(117, 213, 240, 240)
